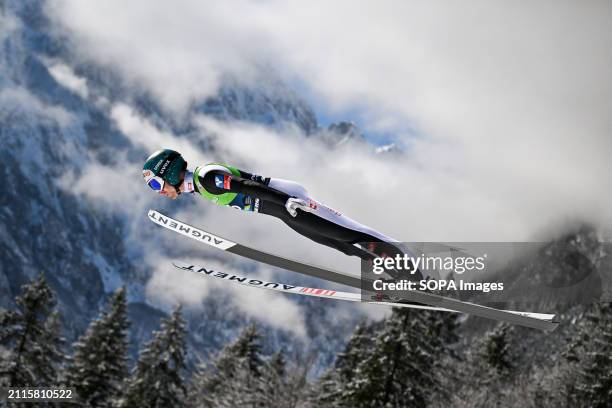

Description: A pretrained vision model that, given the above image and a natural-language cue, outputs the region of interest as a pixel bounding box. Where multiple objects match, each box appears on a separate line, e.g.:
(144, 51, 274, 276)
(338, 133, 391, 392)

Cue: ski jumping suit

(191, 163, 407, 261)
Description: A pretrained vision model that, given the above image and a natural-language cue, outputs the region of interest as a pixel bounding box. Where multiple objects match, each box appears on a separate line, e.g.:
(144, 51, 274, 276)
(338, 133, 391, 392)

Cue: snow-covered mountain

(1, 0, 137, 336)
(0, 0, 359, 366)
(313, 121, 367, 147)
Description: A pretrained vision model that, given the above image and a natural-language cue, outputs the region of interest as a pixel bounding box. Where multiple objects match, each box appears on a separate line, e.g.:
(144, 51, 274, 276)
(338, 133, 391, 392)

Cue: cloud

(65, 159, 151, 208)
(145, 258, 308, 338)
(145, 258, 213, 308)
(45, 0, 269, 114)
(110, 103, 210, 161)
(0, 86, 75, 126)
(46, 61, 89, 99)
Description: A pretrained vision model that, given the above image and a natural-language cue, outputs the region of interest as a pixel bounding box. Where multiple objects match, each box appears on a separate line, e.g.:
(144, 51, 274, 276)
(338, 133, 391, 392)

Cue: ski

(172, 260, 458, 313)
(148, 209, 363, 288)
(148, 209, 559, 331)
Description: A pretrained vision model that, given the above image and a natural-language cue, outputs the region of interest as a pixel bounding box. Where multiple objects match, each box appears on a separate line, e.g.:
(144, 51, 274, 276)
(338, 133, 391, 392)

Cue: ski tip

(548, 315, 561, 331)
(521, 312, 560, 332)
(546, 321, 560, 332)
(535, 314, 559, 332)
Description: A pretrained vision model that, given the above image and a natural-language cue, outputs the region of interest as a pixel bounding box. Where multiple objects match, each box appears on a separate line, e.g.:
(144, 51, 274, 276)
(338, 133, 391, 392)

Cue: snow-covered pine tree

(257, 349, 313, 408)
(315, 321, 374, 406)
(423, 309, 459, 350)
(225, 323, 264, 377)
(341, 308, 442, 408)
(189, 323, 265, 408)
(559, 308, 590, 406)
(455, 322, 517, 406)
(118, 306, 187, 408)
(483, 323, 515, 376)
(335, 321, 374, 384)
(268, 349, 287, 378)
(0, 274, 64, 388)
(65, 287, 130, 407)
(573, 301, 612, 407)
(257, 349, 287, 407)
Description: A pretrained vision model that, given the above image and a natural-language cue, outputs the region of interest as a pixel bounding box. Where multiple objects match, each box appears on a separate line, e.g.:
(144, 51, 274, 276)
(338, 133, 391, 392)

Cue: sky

(40, 0, 612, 335)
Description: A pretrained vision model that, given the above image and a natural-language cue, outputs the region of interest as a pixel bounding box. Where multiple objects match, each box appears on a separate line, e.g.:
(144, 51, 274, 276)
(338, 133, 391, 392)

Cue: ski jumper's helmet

(142, 149, 187, 188)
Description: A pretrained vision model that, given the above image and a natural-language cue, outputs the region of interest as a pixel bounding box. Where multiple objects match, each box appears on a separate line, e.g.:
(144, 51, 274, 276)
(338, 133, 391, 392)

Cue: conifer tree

(225, 323, 264, 377)
(258, 349, 292, 408)
(334, 321, 373, 384)
(458, 322, 517, 406)
(119, 307, 187, 408)
(66, 287, 130, 407)
(316, 321, 373, 406)
(190, 323, 265, 408)
(570, 302, 612, 407)
(259, 349, 315, 408)
(483, 323, 515, 376)
(0, 274, 64, 387)
(267, 349, 286, 379)
(341, 308, 446, 408)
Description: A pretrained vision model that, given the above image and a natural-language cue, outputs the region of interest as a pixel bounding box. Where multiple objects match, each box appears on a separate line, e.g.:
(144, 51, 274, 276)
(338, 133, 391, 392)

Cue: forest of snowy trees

(1, 274, 610, 407)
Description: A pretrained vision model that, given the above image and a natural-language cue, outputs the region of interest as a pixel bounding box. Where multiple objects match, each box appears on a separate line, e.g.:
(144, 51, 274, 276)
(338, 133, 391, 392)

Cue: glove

(285, 197, 315, 217)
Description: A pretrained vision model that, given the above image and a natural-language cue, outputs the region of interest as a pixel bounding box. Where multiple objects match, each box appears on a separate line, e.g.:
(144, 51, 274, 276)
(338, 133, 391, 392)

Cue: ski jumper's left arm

(192, 164, 293, 213)
(201, 169, 290, 205)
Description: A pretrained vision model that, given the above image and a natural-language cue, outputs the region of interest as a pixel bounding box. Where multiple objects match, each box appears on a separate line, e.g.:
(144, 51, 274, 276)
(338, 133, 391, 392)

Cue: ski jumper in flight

(143, 149, 410, 264)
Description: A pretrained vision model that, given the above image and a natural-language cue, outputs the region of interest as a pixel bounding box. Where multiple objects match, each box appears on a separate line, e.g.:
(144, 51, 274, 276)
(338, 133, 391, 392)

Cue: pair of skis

(148, 210, 559, 331)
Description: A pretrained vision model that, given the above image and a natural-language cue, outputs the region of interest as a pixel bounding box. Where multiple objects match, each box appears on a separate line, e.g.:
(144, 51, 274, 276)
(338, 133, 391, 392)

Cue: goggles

(143, 170, 165, 192)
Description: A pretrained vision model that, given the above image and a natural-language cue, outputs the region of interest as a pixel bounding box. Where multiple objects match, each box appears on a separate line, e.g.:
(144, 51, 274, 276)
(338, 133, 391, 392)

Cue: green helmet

(142, 149, 187, 187)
